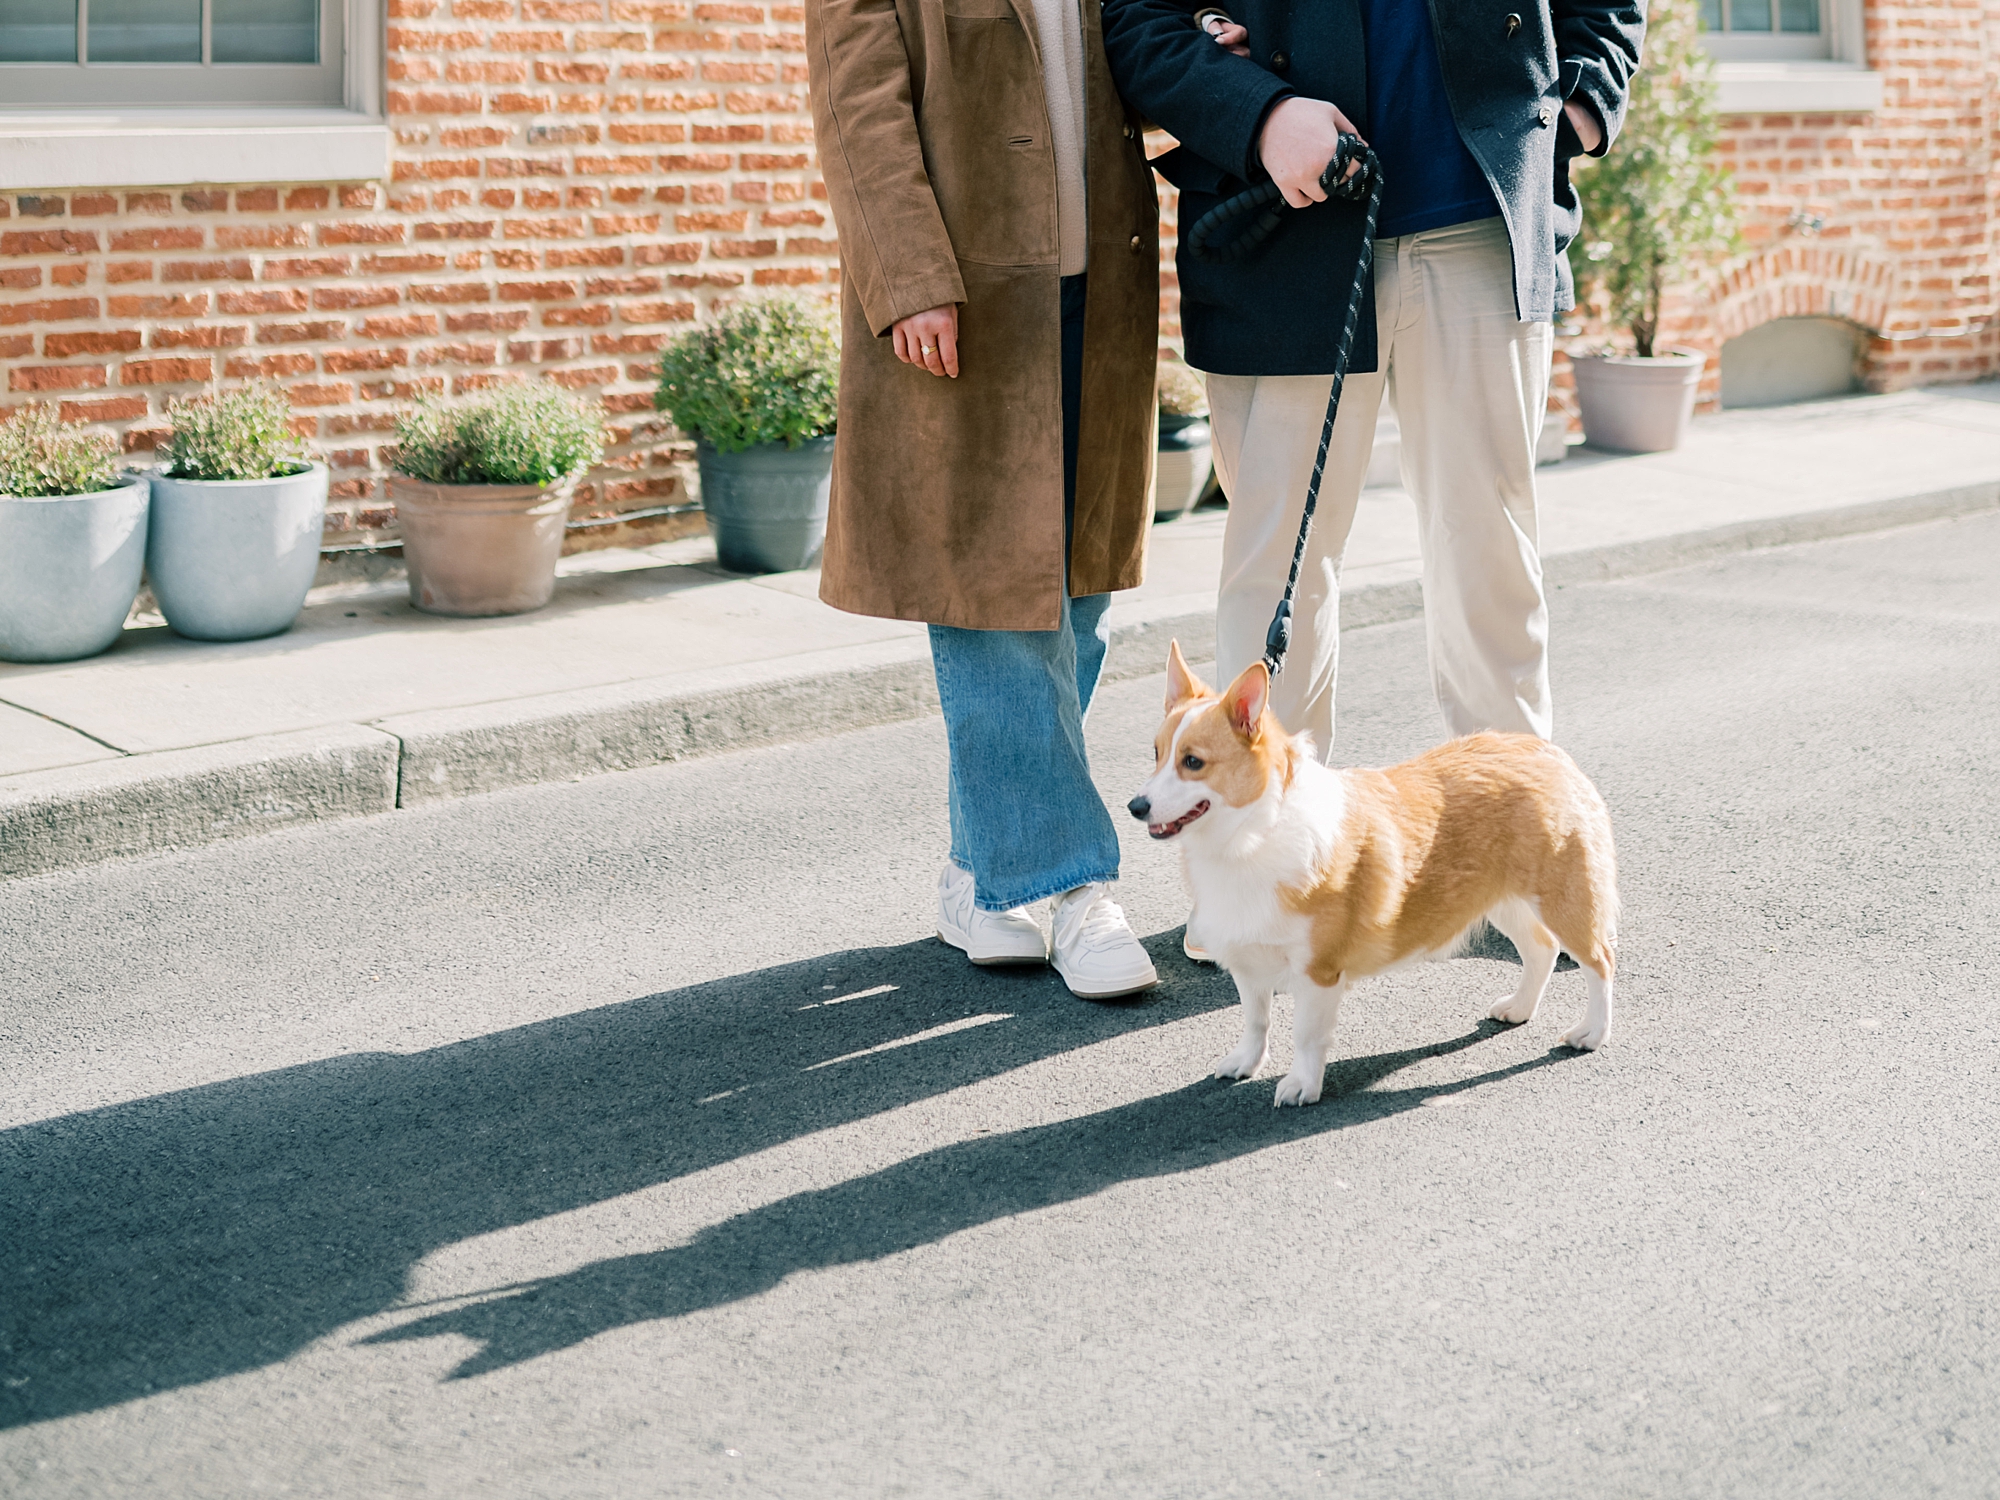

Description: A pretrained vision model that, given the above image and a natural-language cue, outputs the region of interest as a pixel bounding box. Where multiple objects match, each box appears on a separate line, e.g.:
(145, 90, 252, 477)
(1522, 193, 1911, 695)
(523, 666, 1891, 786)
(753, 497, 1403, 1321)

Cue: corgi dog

(1130, 642, 1619, 1106)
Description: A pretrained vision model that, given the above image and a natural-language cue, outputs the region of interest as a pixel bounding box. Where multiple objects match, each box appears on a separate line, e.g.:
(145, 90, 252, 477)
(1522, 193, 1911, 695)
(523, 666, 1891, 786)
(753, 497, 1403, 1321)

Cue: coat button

(1123, 123, 1135, 140)
(1538, 102, 1555, 126)
(1270, 49, 1289, 70)
(1130, 235, 1143, 252)
(1505, 12, 1521, 35)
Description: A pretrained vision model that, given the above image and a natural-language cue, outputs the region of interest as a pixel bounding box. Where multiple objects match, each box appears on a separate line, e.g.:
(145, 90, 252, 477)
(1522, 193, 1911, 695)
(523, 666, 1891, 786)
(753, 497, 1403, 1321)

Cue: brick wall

(1604, 0, 2000, 399)
(3, 0, 1997, 532)
(1, 0, 835, 551)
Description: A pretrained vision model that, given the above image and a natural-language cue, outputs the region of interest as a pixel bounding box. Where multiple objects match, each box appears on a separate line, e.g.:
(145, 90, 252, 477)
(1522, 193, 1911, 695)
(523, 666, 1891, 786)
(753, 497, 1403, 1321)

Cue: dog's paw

(1560, 1018, 1610, 1051)
(1488, 994, 1539, 1026)
(1211, 1044, 1267, 1080)
(1272, 1069, 1324, 1107)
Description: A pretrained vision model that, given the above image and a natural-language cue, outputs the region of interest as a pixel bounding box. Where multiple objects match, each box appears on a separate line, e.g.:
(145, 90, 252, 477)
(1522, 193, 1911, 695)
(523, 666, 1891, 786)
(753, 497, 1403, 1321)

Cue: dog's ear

(1222, 661, 1270, 738)
(1165, 639, 1210, 710)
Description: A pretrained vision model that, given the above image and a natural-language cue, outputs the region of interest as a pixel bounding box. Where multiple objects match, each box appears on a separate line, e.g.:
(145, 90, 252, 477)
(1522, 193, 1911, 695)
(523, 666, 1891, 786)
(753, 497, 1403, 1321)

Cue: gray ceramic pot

(0, 477, 150, 663)
(696, 436, 834, 574)
(146, 461, 329, 641)
(389, 474, 576, 617)
(1155, 415, 1212, 522)
(1571, 349, 1706, 454)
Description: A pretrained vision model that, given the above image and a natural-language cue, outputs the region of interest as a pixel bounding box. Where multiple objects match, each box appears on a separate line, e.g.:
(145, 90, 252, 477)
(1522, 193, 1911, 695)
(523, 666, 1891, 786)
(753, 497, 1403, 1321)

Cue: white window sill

(1714, 62, 1883, 114)
(0, 110, 388, 191)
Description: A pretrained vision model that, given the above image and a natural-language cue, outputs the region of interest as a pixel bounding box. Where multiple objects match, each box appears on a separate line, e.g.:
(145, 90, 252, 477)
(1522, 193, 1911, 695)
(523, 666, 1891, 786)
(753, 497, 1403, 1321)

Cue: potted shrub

(1154, 359, 1212, 522)
(1566, 0, 1739, 453)
(390, 383, 605, 617)
(655, 294, 838, 574)
(147, 383, 329, 641)
(0, 403, 150, 664)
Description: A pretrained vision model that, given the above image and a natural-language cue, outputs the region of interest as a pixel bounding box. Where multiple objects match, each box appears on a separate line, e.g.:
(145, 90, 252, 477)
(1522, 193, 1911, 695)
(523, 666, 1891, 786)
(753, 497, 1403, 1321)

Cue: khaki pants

(1205, 215, 1554, 756)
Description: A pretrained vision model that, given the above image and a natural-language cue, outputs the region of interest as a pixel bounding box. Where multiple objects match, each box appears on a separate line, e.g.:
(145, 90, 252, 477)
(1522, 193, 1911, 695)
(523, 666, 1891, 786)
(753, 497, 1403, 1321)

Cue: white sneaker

(1051, 884, 1159, 999)
(937, 863, 1048, 965)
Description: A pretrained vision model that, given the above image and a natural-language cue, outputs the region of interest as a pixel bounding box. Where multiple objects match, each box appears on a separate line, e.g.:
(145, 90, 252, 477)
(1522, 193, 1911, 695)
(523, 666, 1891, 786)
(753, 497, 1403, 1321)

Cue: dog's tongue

(1148, 800, 1210, 840)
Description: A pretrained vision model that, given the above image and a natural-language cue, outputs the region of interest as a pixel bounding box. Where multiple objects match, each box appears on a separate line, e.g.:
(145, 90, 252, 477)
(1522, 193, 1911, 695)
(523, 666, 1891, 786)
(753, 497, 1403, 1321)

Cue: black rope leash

(1184, 136, 1383, 677)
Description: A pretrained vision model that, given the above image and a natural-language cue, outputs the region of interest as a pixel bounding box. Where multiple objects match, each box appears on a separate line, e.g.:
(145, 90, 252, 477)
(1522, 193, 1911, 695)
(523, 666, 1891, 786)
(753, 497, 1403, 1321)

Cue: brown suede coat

(808, 0, 1160, 630)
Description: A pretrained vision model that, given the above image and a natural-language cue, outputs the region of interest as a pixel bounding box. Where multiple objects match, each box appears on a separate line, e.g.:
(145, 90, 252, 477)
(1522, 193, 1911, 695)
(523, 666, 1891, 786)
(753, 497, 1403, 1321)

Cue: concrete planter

(696, 436, 833, 574)
(0, 477, 151, 663)
(389, 475, 577, 617)
(1572, 349, 1706, 454)
(1155, 414, 1211, 522)
(146, 461, 329, 641)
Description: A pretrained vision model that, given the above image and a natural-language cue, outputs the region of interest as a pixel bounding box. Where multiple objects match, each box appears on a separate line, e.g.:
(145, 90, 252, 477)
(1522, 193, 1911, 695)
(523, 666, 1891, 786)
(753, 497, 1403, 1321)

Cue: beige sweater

(1027, 0, 1089, 275)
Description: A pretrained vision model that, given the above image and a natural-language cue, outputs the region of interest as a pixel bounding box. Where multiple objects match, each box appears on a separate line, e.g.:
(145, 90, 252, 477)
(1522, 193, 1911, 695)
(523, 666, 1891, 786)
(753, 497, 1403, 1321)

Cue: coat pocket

(926, 10, 1060, 266)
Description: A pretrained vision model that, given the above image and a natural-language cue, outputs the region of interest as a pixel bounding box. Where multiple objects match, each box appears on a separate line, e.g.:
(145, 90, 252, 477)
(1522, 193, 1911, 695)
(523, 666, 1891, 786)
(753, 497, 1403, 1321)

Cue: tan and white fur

(1131, 642, 1619, 1106)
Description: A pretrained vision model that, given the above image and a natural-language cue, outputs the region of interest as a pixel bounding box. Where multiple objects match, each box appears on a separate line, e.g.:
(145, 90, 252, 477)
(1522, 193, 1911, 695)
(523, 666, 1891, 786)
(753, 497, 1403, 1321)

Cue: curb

(5, 479, 1996, 877)
(0, 725, 398, 880)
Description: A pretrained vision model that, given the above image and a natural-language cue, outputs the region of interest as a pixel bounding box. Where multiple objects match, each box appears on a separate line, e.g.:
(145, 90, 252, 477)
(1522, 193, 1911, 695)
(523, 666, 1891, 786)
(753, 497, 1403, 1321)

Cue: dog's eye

(1180, 753, 1205, 772)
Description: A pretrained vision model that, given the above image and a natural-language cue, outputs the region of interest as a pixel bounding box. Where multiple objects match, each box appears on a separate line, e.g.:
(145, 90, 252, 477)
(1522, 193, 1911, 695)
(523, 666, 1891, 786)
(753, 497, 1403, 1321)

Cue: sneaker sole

(1053, 965, 1159, 1000)
(938, 927, 1047, 967)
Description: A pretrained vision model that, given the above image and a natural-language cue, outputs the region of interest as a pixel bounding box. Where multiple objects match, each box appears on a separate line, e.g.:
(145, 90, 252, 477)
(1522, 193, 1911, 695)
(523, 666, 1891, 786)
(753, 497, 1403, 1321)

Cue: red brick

(314, 286, 403, 310)
(10, 364, 108, 391)
(111, 293, 211, 317)
(61, 395, 149, 422)
(122, 357, 212, 385)
(215, 289, 307, 314)
(320, 222, 408, 245)
(0, 297, 97, 325)
(2, 230, 98, 255)
(45, 330, 142, 356)
(162, 259, 255, 282)
(150, 325, 250, 349)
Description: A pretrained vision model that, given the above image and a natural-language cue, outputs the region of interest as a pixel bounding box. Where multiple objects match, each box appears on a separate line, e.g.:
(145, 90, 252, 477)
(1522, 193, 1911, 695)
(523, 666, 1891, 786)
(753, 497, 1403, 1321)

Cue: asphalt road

(4, 513, 1998, 1499)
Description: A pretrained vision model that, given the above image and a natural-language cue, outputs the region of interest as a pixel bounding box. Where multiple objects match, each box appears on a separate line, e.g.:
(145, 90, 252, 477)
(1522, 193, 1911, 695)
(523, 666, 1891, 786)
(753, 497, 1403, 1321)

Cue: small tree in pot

(391, 383, 605, 617)
(1154, 359, 1212, 522)
(1566, 0, 1739, 452)
(149, 383, 329, 641)
(0, 404, 150, 663)
(655, 295, 839, 574)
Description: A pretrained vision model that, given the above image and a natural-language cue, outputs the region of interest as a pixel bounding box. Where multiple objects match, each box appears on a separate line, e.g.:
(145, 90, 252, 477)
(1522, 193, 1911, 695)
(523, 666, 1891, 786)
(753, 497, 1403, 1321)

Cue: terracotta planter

(1154, 414, 1211, 522)
(389, 475, 576, 617)
(0, 477, 151, 663)
(146, 461, 329, 641)
(1571, 349, 1706, 454)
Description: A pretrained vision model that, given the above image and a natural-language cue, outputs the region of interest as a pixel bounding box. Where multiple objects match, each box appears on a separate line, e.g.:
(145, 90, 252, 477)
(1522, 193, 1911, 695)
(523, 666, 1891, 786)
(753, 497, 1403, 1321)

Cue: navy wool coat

(1101, 0, 1646, 376)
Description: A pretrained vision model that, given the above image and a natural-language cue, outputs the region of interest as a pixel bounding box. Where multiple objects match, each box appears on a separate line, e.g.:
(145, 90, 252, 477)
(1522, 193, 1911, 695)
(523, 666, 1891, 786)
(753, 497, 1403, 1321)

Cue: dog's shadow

(366, 1018, 1580, 1378)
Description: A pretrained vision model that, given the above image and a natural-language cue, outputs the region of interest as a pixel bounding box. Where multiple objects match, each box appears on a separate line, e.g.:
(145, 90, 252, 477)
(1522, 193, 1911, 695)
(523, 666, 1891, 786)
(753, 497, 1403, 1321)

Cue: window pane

(0, 0, 76, 61)
(1698, 0, 1722, 29)
(211, 0, 317, 63)
(1778, 0, 1819, 31)
(88, 0, 200, 60)
(1729, 0, 1773, 30)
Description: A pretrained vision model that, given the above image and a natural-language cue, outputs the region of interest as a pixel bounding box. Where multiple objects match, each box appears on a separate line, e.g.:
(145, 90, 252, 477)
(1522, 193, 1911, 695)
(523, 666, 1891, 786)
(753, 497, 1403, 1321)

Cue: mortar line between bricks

(0, 698, 131, 756)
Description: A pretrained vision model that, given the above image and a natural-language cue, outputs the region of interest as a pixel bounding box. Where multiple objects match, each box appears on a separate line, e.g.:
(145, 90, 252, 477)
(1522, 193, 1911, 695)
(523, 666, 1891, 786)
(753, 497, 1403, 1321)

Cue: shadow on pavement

(365, 1020, 1578, 1379)
(2, 934, 1228, 1429)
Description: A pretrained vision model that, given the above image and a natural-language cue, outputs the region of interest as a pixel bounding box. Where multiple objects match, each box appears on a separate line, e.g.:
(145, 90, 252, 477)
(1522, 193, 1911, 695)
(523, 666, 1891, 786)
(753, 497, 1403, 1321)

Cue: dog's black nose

(1127, 795, 1151, 820)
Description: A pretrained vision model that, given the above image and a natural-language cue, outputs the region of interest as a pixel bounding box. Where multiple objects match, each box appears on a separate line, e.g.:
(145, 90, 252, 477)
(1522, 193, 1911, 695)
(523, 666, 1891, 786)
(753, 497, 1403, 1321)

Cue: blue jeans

(929, 275, 1120, 911)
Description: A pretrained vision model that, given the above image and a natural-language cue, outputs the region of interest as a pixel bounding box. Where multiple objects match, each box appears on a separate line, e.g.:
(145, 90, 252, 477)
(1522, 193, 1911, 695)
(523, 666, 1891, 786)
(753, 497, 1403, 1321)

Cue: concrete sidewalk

(5, 382, 2000, 877)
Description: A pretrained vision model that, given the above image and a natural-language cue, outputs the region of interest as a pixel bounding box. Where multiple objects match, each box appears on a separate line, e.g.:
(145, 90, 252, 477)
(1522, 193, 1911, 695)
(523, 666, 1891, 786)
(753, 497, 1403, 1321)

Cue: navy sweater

(1363, 0, 1499, 238)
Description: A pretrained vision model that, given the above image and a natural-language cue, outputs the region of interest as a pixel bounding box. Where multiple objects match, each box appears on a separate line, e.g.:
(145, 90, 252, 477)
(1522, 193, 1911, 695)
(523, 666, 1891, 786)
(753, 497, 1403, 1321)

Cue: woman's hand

(892, 304, 960, 378)
(1202, 14, 1250, 56)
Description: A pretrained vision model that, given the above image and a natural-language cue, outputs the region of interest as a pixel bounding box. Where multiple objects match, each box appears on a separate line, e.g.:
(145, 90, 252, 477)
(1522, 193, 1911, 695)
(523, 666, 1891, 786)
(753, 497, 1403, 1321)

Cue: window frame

(1702, 0, 1881, 113)
(1698, 0, 1833, 61)
(0, 0, 383, 188)
(0, 0, 348, 106)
